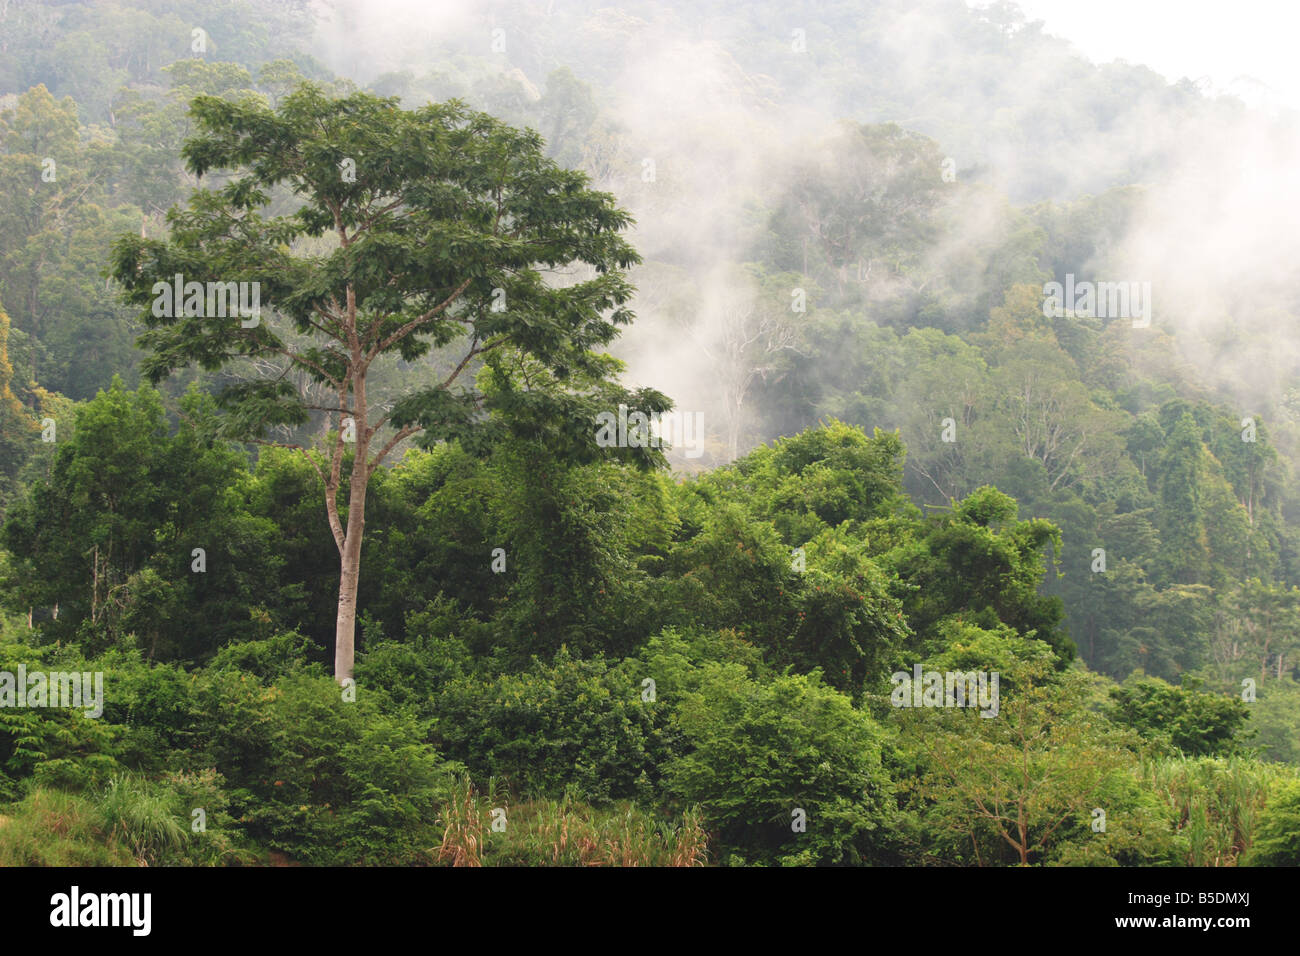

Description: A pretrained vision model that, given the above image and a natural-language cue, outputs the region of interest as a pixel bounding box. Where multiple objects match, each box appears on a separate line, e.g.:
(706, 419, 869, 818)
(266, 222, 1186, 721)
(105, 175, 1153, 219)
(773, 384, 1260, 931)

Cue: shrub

(666, 667, 893, 865)
(1244, 779, 1300, 866)
(432, 648, 666, 804)
(0, 643, 121, 795)
(1110, 674, 1251, 757)
(208, 631, 322, 683)
(155, 768, 250, 865)
(353, 602, 474, 718)
(194, 672, 457, 864)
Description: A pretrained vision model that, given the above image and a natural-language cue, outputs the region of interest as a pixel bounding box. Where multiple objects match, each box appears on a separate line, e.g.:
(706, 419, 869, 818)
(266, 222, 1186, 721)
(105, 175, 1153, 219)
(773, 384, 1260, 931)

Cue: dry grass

(436, 778, 486, 867)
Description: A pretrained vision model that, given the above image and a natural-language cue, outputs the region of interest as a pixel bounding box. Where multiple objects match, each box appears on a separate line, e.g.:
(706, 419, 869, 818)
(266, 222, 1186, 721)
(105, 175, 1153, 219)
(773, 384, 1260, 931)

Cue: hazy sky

(1006, 0, 1299, 110)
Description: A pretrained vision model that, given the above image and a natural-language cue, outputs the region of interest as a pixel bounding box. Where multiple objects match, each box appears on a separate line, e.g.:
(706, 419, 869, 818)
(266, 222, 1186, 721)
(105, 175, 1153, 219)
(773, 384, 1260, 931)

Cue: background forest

(0, 0, 1298, 866)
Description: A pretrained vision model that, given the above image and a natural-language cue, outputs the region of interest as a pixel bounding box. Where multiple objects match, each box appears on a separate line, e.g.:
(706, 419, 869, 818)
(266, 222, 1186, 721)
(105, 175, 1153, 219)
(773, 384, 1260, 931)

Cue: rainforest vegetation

(0, 0, 1297, 866)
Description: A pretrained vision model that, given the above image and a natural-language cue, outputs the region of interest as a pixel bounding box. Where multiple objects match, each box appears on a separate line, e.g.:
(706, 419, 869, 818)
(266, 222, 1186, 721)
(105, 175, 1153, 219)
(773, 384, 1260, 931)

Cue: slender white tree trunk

(333, 357, 368, 683)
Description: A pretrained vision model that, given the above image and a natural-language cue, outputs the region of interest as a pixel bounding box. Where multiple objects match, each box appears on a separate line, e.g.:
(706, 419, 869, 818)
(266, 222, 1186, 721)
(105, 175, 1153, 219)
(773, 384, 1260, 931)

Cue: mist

(4, 0, 1300, 878)
(301, 0, 1300, 465)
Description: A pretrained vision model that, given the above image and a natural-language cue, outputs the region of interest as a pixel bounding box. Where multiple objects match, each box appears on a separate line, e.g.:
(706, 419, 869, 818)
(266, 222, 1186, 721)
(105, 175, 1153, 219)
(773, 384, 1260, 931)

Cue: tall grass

(98, 774, 186, 865)
(1143, 755, 1294, 866)
(4, 776, 710, 867)
(0, 789, 136, 866)
(436, 778, 709, 867)
(436, 776, 486, 866)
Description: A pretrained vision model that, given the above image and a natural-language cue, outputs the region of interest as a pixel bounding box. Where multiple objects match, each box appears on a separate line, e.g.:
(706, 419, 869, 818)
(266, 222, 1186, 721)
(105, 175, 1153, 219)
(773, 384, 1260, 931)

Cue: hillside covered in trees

(0, 0, 1297, 867)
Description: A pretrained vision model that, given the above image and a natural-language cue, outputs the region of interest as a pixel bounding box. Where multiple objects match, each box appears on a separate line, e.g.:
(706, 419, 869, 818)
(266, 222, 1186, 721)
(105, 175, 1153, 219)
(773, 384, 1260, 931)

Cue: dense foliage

(0, 0, 1297, 865)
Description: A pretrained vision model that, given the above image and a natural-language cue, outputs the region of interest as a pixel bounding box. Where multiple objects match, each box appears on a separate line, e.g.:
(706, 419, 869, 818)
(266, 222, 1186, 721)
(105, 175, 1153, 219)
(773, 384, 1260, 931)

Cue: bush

(155, 768, 250, 865)
(1110, 674, 1251, 757)
(666, 667, 893, 865)
(0, 643, 122, 796)
(354, 601, 474, 718)
(189, 671, 457, 864)
(432, 648, 666, 804)
(208, 631, 322, 683)
(1245, 779, 1300, 866)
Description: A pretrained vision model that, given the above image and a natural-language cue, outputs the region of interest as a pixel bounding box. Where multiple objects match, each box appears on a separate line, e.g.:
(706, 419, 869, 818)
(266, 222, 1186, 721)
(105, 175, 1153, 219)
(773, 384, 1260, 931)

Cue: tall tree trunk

(334, 486, 365, 682)
(333, 347, 369, 683)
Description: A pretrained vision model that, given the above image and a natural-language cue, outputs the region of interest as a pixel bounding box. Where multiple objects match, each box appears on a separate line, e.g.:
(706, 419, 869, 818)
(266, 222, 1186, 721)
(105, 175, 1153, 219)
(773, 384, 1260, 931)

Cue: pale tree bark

(694, 289, 803, 463)
(333, 327, 368, 682)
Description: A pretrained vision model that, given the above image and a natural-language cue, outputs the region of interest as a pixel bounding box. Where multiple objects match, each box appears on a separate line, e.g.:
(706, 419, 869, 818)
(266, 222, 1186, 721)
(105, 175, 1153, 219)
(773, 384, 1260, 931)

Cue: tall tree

(908, 662, 1154, 866)
(692, 267, 805, 462)
(110, 83, 661, 681)
(0, 298, 38, 507)
(1158, 410, 1210, 584)
(0, 84, 141, 398)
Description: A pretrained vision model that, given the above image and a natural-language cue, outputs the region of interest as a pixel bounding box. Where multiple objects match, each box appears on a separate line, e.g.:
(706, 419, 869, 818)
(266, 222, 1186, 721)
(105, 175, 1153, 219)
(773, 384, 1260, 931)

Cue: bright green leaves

(666, 668, 893, 866)
(1109, 674, 1252, 757)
